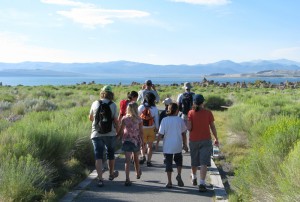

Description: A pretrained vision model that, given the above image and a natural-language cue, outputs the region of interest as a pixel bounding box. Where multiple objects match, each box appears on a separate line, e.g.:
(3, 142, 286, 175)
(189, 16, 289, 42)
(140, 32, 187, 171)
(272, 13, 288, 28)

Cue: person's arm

(187, 120, 192, 131)
(210, 122, 219, 146)
(117, 119, 124, 139)
(182, 132, 187, 150)
(89, 114, 93, 122)
(139, 121, 144, 150)
(155, 133, 162, 151)
(154, 108, 159, 132)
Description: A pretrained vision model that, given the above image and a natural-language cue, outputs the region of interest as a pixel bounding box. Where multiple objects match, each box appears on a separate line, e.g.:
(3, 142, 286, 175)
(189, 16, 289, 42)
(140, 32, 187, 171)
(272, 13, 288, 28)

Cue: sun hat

(162, 98, 172, 105)
(182, 82, 193, 89)
(193, 94, 205, 104)
(145, 80, 152, 86)
(101, 85, 113, 92)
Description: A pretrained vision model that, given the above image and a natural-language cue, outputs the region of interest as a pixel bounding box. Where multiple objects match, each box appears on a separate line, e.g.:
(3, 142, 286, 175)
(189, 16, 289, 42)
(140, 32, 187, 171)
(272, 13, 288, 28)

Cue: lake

(0, 76, 299, 86)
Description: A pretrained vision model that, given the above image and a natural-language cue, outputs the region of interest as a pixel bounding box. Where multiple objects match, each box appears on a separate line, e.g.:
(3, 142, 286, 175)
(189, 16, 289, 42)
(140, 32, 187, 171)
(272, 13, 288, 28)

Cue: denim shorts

(122, 141, 140, 153)
(92, 136, 116, 160)
(189, 139, 212, 167)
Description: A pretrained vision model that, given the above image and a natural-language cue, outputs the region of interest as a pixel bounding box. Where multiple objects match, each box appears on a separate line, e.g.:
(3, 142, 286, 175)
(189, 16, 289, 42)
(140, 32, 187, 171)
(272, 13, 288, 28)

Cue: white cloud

(271, 47, 300, 61)
(170, 0, 231, 5)
(40, 0, 91, 7)
(40, 0, 150, 27)
(57, 8, 150, 27)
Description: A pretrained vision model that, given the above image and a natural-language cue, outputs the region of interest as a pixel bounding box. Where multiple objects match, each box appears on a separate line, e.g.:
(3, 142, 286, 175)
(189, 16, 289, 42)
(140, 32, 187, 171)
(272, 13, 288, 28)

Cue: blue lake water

(0, 76, 299, 86)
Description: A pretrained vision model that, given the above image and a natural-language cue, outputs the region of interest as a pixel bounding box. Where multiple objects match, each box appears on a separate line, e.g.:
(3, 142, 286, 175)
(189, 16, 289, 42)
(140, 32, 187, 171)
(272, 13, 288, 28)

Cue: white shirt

(158, 116, 187, 154)
(138, 105, 159, 130)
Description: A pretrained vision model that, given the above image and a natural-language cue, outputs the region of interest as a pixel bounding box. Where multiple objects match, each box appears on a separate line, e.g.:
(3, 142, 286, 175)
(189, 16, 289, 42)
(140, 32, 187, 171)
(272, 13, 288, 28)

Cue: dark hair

(127, 91, 138, 101)
(143, 92, 156, 107)
(192, 103, 201, 112)
(166, 103, 178, 115)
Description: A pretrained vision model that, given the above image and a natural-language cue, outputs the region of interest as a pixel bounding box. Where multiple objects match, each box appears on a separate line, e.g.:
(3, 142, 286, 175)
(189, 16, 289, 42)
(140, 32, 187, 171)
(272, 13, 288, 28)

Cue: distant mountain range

(0, 59, 299, 77)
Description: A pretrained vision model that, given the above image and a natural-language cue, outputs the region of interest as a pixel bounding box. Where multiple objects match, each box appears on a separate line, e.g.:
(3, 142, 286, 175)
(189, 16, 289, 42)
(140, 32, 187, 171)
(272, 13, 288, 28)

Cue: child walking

(156, 103, 187, 188)
(118, 102, 143, 186)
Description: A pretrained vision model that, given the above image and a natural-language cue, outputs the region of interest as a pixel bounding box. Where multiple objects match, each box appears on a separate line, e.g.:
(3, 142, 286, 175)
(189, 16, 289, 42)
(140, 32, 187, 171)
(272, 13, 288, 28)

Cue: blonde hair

(126, 102, 139, 120)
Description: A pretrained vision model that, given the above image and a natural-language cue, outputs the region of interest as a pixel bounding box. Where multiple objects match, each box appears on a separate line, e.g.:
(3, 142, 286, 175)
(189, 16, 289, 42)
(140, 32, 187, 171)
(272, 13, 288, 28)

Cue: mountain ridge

(0, 59, 299, 77)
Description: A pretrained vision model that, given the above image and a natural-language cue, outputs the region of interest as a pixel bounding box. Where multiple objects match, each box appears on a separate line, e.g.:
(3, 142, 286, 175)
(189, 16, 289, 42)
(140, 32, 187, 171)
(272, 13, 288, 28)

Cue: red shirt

(188, 109, 214, 141)
(119, 100, 129, 117)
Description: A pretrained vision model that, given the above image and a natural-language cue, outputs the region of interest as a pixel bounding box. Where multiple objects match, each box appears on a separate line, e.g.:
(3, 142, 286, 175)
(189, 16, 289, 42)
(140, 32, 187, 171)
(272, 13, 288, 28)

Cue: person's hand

(151, 84, 156, 91)
(142, 84, 146, 89)
(182, 144, 188, 152)
(214, 139, 219, 146)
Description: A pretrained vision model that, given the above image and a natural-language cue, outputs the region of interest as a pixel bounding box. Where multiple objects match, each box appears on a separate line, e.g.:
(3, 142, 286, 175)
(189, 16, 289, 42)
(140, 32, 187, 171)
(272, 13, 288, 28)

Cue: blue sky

(0, 0, 300, 65)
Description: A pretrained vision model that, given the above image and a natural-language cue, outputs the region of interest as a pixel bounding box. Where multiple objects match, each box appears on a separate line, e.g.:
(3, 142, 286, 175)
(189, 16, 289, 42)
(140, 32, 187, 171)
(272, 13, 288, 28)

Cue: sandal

(125, 180, 132, 186)
(176, 174, 184, 187)
(165, 183, 172, 188)
(97, 179, 104, 187)
(136, 169, 142, 179)
(109, 170, 119, 181)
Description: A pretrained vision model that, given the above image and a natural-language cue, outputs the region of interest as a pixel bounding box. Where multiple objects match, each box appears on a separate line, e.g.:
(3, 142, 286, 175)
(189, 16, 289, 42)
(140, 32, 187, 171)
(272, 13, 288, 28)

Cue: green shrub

(232, 116, 300, 201)
(0, 154, 55, 202)
(204, 95, 227, 110)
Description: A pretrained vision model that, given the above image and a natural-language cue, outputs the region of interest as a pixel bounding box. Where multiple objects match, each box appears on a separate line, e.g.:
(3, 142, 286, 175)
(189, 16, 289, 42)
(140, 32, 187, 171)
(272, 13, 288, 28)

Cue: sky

(0, 0, 300, 65)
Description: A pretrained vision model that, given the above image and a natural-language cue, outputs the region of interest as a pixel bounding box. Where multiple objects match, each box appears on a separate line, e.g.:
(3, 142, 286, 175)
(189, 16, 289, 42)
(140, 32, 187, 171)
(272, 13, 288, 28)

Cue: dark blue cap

(193, 94, 205, 104)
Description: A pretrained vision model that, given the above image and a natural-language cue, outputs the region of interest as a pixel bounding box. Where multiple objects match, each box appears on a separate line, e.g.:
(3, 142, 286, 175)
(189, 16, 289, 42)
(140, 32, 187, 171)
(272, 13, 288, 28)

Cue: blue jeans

(92, 136, 116, 160)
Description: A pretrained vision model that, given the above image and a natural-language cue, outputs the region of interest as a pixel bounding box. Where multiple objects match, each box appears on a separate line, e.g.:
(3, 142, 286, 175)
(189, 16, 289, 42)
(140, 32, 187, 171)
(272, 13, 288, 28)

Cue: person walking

(156, 103, 187, 188)
(177, 82, 195, 152)
(137, 80, 160, 103)
(138, 92, 159, 167)
(156, 97, 172, 164)
(117, 102, 143, 186)
(89, 85, 119, 187)
(187, 94, 219, 192)
(118, 91, 138, 122)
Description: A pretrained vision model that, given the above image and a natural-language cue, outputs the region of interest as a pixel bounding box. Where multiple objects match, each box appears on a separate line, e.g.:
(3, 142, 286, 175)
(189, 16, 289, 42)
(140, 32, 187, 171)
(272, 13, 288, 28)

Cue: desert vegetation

(0, 82, 299, 201)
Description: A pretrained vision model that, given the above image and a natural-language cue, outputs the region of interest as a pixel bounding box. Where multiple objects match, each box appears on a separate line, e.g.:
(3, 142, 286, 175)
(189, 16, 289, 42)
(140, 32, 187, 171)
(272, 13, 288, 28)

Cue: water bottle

(213, 145, 220, 158)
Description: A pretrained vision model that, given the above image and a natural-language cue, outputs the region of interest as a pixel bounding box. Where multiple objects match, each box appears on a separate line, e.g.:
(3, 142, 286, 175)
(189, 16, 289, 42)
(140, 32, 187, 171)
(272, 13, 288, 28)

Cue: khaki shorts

(189, 139, 212, 167)
(143, 127, 156, 143)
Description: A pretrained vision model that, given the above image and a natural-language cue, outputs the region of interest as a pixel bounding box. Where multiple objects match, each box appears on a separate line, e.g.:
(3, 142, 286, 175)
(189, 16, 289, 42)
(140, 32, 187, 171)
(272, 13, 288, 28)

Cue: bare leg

(147, 142, 153, 161)
(125, 152, 131, 181)
(108, 159, 115, 176)
(200, 165, 208, 184)
(133, 152, 140, 175)
(95, 159, 103, 179)
(177, 166, 182, 176)
(167, 172, 172, 185)
(191, 166, 197, 176)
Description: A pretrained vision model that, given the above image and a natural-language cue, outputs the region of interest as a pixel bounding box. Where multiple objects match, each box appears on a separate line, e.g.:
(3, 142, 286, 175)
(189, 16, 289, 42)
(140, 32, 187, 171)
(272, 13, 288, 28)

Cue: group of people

(89, 80, 219, 192)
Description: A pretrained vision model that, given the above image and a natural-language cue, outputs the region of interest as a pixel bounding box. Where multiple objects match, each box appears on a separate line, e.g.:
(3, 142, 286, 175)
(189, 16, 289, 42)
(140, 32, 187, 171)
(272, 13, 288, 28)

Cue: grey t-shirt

(89, 99, 118, 139)
(137, 89, 160, 103)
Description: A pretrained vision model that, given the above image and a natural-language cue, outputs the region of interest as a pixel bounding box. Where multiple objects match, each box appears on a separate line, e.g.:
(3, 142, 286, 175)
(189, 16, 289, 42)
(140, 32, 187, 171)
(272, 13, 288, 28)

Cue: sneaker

(190, 175, 197, 186)
(165, 183, 172, 188)
(176, 174, 184, 187)
(139, 156, 146, 165)
(109, 170, 119, 181)
(199, 184, 207, 192)
(97, 179, 104, 187)
(146, 161, 153, 167)
(124, 180, 132, 186)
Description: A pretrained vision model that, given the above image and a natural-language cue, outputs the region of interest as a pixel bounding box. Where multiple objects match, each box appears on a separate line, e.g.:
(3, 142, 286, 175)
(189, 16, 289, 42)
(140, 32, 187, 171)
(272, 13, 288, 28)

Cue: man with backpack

(137, 80, 160, 104)
(89, 85, 119, 187)
(177, 82, 195, 153)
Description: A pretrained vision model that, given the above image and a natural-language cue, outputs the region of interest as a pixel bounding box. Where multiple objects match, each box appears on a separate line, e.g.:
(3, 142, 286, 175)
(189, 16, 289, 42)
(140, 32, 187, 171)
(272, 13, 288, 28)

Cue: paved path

(61, 143, 227, 202)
